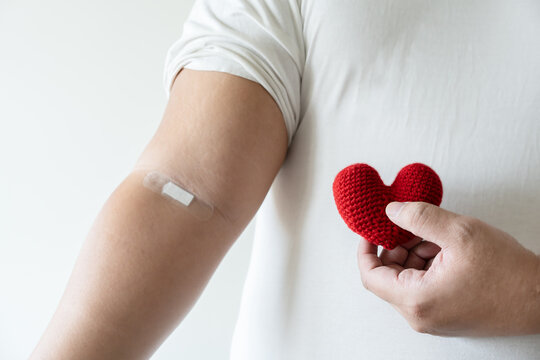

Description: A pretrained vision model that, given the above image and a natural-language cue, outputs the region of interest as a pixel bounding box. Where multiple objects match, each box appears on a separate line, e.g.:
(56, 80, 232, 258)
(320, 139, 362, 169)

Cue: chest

(299, 0, 540, 124)
(285, 0, 540, 250)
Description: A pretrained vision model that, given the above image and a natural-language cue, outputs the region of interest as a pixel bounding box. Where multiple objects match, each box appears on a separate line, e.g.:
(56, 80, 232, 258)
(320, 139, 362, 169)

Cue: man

(31, 0, 540, 358)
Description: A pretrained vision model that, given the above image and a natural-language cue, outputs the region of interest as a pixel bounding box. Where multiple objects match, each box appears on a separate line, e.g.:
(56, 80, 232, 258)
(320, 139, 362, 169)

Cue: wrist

(508, 252, 540, 335)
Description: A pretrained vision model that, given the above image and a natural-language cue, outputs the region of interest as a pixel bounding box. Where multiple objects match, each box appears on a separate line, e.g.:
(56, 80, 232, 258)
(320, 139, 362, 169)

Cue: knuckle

(452, 216, 479, 242)
(360, 274, 370, 291)
(410, 321, 430, 334)
(400, 291, 446, 335)
(410, 320, 434, 334)
(404, 298, 437, 334)
(410, 300, 428, 321)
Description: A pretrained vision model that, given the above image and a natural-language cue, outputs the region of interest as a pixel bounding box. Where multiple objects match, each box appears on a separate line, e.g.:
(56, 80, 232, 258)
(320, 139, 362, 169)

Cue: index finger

(357, 239, 422, 304)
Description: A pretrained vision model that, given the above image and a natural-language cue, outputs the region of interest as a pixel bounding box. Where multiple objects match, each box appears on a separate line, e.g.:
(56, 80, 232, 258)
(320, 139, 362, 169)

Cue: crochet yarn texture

(333, 163, 443, 250)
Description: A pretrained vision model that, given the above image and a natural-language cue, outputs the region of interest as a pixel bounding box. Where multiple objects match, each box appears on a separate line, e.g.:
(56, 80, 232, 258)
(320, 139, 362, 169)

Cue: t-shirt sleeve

(163, 0, 305, 146)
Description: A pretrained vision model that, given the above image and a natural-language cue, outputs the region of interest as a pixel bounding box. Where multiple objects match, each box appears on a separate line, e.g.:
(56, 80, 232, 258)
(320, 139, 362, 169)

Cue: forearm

(30, 171, 244, 359)
(527, 254, 540, 333)
(31, 69, 287, 359)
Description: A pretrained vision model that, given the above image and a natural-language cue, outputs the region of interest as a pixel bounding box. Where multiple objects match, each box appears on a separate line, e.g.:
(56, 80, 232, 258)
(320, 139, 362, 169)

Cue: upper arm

(30, 2, 303, 358)
(164, 0, 305, 146)
(135, 68, 288, 226)
(29, 70, 289, 360)
(136, 0, 305, 224)
(133, 0, 306, 225)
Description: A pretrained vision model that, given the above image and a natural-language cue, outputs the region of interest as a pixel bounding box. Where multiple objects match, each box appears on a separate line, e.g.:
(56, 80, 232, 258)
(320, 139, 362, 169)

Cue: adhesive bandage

(143, 171, 214, 220)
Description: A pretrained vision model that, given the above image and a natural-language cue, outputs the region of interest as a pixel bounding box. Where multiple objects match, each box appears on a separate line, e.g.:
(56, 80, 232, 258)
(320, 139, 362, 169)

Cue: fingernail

(386, 202, 404, 218)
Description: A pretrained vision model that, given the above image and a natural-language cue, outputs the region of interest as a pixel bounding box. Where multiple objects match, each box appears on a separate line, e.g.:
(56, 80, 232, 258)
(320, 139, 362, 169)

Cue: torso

(231, 1, 540, 358)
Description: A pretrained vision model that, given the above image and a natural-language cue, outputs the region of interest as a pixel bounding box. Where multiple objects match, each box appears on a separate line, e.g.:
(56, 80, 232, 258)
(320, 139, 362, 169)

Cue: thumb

(385, 201, 459, 246)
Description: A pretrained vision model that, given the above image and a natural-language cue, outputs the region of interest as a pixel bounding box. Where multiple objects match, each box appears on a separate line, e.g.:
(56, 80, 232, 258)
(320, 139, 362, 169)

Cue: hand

(357, 201, 540, 336)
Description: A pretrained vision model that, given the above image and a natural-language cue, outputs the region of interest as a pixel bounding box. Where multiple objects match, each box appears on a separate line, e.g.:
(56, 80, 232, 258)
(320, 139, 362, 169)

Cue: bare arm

(30, 69, 288, 359)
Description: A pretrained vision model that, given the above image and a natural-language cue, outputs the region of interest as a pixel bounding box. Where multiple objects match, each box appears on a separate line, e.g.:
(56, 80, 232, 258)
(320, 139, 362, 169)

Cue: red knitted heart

(333, 163, 443, 250)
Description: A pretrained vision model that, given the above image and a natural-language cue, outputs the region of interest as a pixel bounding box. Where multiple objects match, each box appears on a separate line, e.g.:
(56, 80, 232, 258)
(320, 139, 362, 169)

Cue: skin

(31, 68, 539, 358)
(358, 201, 540, 336)
(29, 68, 288, 359)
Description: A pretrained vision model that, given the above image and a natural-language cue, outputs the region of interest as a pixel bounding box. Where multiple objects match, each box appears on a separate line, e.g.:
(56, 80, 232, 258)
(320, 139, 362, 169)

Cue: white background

(0, 0, 254, 358)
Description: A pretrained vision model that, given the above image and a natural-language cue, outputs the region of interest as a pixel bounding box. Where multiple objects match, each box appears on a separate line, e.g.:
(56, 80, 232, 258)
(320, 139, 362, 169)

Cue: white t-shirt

(165, 0, 540, 358)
